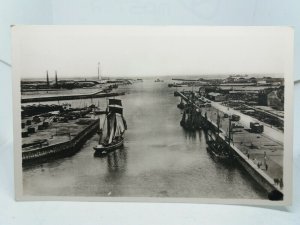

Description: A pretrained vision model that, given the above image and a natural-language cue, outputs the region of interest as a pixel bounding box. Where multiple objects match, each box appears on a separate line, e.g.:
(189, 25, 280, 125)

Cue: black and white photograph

(12, 26, 293, 205)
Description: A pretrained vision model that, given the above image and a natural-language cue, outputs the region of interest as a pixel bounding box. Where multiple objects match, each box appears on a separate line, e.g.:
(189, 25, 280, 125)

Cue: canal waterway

(23, 79, 267, 199)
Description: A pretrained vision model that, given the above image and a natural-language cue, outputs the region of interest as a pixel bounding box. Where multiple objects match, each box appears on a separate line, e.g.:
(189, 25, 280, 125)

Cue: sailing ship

(206, 113, 232, 160)
(180, 103, 201, 130)
(94, 99, 127, 155)
(206, 132, 231, 160)
(180, 105, 196, 130)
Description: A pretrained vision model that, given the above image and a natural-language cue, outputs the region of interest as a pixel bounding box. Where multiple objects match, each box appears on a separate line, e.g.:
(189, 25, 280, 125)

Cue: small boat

(94, 137, 124, 156)
(94, 99, 127, 155)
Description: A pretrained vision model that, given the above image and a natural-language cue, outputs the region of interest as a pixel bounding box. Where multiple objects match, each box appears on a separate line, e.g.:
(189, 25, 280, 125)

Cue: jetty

(175, 90, 284, 200)
(22, 118, 99, 166)
(21, 91, 125, 103)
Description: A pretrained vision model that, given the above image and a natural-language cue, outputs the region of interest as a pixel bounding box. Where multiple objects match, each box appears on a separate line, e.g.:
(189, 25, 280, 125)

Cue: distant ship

(94, 99, 127, 155)
(180, 103, 201, 130)
(154, 78, 164, 82)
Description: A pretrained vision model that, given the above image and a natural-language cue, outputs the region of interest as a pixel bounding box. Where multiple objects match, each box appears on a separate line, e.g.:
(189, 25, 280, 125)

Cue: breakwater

(21, 92, 125, 103)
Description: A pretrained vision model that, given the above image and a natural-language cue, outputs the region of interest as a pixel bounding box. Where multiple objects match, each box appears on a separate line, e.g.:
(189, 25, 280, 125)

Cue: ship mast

(217, 112, 220, 136)
(227, 117, 233, 144)
(46, 70, 49, 87)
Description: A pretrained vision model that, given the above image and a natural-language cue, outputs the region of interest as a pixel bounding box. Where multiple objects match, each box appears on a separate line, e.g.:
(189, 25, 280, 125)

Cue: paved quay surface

(22, 116, 94, 152)
(209, 99, 284, 144)
(204, 107, 283, 180)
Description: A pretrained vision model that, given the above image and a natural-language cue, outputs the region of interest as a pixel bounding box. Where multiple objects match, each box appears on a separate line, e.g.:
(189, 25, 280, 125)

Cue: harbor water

(23, 79, 267, 199)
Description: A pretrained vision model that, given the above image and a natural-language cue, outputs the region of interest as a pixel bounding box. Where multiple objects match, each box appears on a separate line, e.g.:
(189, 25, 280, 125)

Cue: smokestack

(46, 70, 49, 87)
(55, 70, 58, 86)
(98, 62, 100, 80)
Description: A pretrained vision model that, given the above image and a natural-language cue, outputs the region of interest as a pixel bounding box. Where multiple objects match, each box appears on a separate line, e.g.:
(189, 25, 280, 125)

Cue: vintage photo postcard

(12, 26, 294, 205)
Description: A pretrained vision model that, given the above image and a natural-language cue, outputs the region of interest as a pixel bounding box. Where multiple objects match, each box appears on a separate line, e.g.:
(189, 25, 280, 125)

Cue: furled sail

(108, 99, 122, 106)
(108, 99, 123, 115)
(108, 114, 116, 144)
(122, 116, 127, 130)
(108, 105, 123, 115)
(98, 128, 103, 144)
(115, 114, 125, 136)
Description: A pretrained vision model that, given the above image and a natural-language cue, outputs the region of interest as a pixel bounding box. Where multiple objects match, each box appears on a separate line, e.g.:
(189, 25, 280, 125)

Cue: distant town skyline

(21, 73, 284, 81)
(13, 26, 290, 78)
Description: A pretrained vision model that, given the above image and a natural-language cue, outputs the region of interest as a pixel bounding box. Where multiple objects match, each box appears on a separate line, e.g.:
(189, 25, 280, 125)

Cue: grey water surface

(23, 79, 267, 199)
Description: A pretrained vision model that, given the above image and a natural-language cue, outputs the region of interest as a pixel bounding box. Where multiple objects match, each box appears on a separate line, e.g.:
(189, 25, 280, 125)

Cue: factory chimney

(98, 62, 101, 80)
(55, 70, 58, 86)
(46, 70, 49, 87)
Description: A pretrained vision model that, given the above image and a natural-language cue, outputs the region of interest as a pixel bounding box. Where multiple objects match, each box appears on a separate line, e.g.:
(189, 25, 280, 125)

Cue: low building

(267, 90, 284, 110)
(226, 100, 245, 107)
(207, 92, 226, 102)
(198, 87, 206, 96)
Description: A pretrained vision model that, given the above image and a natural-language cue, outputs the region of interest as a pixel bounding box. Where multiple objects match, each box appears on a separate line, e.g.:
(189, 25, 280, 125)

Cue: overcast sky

(12, 26, 292, 79)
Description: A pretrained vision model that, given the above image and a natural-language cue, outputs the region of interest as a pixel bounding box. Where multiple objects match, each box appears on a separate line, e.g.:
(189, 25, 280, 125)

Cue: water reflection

(106, 147, 127, 174)
(184, 129, 197, 140)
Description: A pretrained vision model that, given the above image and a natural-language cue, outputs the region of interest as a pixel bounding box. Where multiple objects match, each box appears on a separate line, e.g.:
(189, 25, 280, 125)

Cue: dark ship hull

(206, 140, 230, 159)
(177, 102, 185, 109)
(94, 137, 124, 155)
(206, 138, 233, 161)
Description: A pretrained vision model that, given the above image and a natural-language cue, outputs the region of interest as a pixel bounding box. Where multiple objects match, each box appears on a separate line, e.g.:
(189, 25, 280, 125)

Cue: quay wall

(177, 91, 283, 199)
(205, 110, 283, 199)
(22, 119, 99, 166)
(230, 143, 281, 194)
(220, 132, 283, 198)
